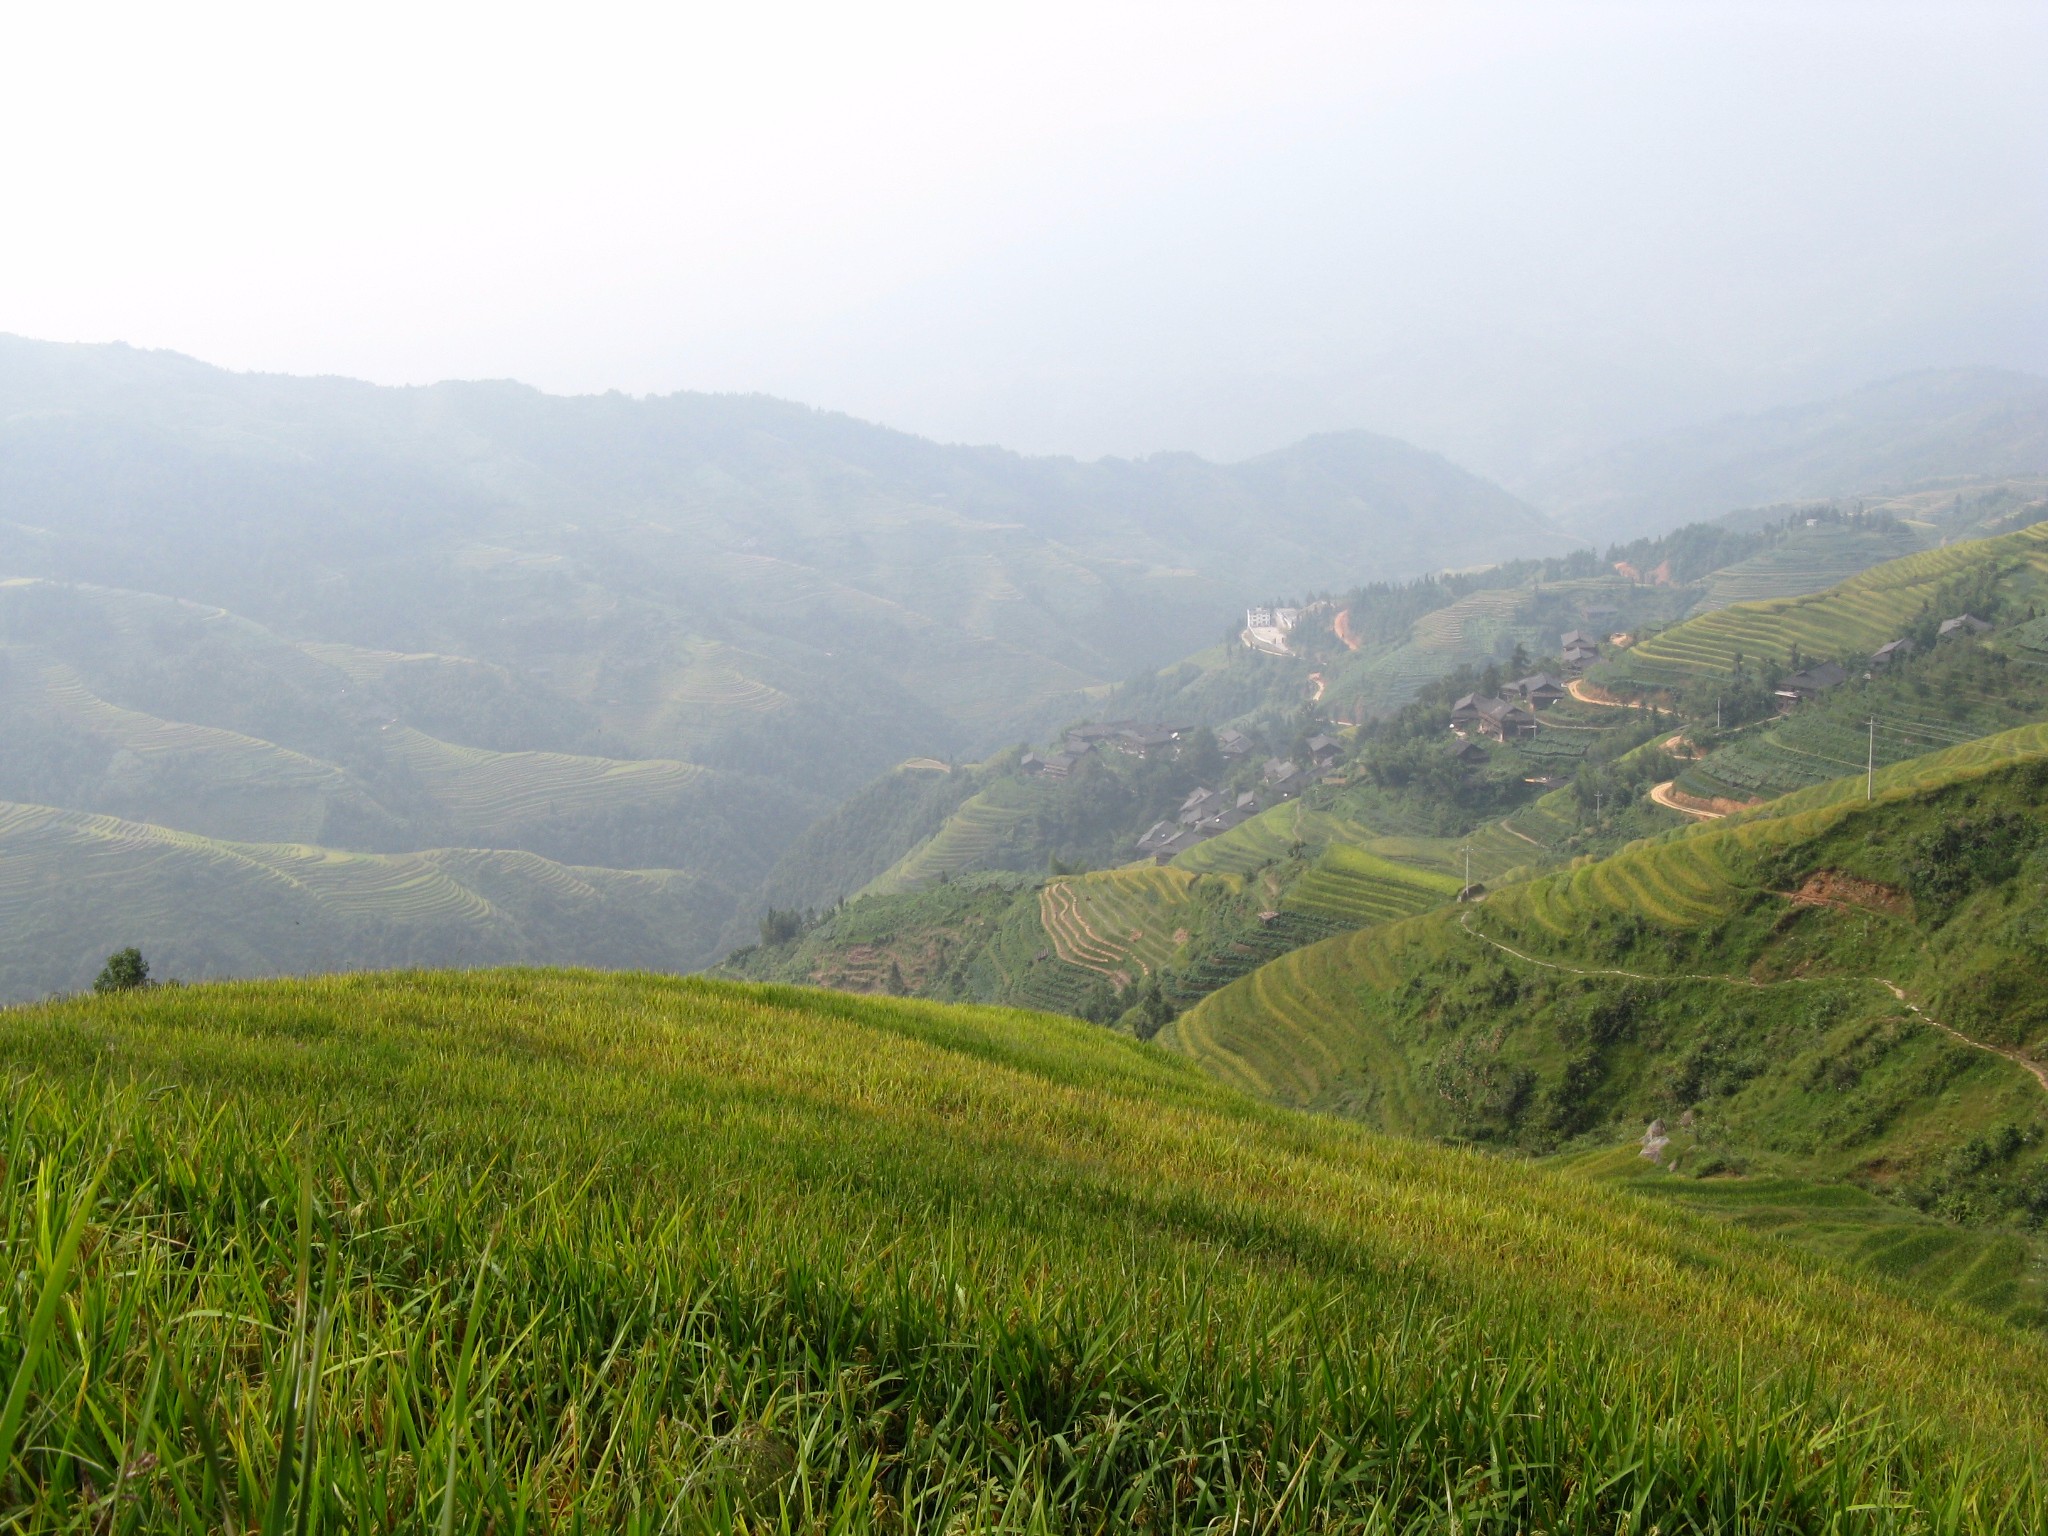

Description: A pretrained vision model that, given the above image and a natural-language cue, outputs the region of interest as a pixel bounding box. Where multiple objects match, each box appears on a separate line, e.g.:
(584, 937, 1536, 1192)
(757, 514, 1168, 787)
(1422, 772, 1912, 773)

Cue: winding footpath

(1457, 908, 2048, 1095)
(1649, 780, 1725, 819)
(1566, 677, 1630, 708)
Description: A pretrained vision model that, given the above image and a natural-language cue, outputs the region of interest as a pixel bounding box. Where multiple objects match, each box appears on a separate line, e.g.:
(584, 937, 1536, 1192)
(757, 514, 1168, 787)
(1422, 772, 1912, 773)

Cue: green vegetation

(0, 801, 726, 1001)
(5, 970, 2048, 1527)
(91, 947, 149, 994)
(1697, 518, 1923, 609)
(1167, 725, 2048, 1301)
(1600, 521, 2048, 691)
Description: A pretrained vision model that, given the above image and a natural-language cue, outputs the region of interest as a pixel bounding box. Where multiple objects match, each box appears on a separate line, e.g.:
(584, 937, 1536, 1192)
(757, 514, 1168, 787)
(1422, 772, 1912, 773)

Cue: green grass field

(5, 970, 2048, 1529)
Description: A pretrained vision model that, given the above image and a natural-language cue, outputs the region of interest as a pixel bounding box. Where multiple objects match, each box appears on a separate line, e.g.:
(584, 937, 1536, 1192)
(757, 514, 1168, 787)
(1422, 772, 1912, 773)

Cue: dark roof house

(1474, 697, 1538, 741)
(1938, 614, 1994, 639)
(1216, 728, 1252, 757)
(1448, 738, 1487, 764)
(1305, 734, 1341, 765)
(1774, 662, 1847, 709)
(1871, 638, 1915, 668)
(1511, 673, 1567, 708)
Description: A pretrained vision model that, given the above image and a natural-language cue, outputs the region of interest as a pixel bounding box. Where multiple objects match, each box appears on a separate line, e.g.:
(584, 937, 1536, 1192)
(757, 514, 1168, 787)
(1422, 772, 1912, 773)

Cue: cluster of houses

(1560, 629, 1601, 671)
(1773, 614, 1993, 714)
(1020, 720, 1212, 781)
(1135, 736, 1342, 863)
(1445, 673, 1565, 752)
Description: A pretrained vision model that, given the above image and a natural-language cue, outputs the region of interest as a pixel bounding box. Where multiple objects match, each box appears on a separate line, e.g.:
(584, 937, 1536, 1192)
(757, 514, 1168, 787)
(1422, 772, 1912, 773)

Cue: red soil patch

(1786, 870, 1910, 918)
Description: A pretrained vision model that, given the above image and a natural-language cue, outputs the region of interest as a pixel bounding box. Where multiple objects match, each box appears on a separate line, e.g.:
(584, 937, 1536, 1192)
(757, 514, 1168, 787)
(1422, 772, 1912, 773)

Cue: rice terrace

(5, 13, 2048, 1528)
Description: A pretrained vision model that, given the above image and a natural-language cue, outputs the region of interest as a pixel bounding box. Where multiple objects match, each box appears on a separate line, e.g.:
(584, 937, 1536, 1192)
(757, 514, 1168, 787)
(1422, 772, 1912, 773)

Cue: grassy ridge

(4, 971, 2048, 1528)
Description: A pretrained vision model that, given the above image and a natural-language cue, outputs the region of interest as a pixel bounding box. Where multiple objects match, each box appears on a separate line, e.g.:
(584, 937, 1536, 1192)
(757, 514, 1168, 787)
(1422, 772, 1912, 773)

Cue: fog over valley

(7, 8, 2048, 1528)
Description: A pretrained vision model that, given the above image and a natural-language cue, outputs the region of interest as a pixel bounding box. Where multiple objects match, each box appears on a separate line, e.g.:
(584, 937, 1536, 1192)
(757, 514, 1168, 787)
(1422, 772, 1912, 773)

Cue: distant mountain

(0, 335, 1566, 991)
(1531, 368, 2048, 541)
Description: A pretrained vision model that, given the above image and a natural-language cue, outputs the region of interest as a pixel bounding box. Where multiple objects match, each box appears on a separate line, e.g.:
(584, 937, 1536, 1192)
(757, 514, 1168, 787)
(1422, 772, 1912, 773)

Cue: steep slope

(5, 970, 2048, 1527)
(1167, 725, 2048, 1298)
(1534, 367, 2048, 540)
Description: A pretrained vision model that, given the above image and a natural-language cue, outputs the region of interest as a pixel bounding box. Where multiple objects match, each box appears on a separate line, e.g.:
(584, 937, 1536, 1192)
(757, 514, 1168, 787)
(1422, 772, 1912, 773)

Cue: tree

(94, 948, 150, 994)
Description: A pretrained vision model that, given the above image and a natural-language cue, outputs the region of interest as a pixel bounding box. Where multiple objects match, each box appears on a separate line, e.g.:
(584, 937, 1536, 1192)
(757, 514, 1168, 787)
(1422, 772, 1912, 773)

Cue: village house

(1150, 828, 1206, 865)
(1448, 693, 1484, 731)
(1509, 673, 1567, 709)
(1178, 786, 1227, 825)
(1216, 728, 1252, 758)
(1135, 820, 1180, 857)
(1304, 734, 1341, 767)
(1474, 697, 1539, 741)
(1870, 638, 1915, 669)
(1774, 661, 1847, 712)
(1938, 614, 1994, 640)
(1448, 738, 1487, 765)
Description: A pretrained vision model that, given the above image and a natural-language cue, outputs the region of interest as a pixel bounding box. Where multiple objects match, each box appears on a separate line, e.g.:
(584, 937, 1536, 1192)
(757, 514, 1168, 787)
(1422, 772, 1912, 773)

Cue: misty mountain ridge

(1531, 366, 2048, 540)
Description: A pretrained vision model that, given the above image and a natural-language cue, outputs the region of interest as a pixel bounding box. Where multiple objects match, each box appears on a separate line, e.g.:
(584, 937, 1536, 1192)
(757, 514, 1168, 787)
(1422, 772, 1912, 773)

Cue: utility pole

(1866, 717, 1876, 801)
(1460, 844, 1474, 891)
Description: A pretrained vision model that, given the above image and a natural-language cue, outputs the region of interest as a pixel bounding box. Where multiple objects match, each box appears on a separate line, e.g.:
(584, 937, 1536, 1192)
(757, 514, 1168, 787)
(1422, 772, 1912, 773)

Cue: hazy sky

(3, 2, 2042, 479)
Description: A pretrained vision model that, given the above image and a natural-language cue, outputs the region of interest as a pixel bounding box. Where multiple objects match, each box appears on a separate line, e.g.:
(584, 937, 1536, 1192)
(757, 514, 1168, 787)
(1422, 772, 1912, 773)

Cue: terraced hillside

(1696, 519, 1925, 609)
(8, 970, 2048, 1527)
(0, 650, 401, 845)
(1678, 641, 2048, 804)
(861, 776, 1058, 893)
(1165, 725, 2048, 1297)
(1605, 521, 2048, 689)
(1327, 585, 1529, 717)
(1283, 842, 1464, 925)
(0, 801, 728, 1001)
(1039, 866, 1206, 983)
(1175, 799, 1544, 888)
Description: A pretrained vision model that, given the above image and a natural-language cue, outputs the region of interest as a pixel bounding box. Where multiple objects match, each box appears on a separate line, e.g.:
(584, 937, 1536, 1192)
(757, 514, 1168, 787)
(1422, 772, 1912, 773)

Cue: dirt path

(1567, 678, 1629, 708)
(1458, 910, 2048, 1095)
(1649, 780, 1725, 819)
(1877, 980, 2048, 1091)
(1498, 818, 1545, 848)
(1333, 608, 1361, 651)
(1307, 672, 1325, 702)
